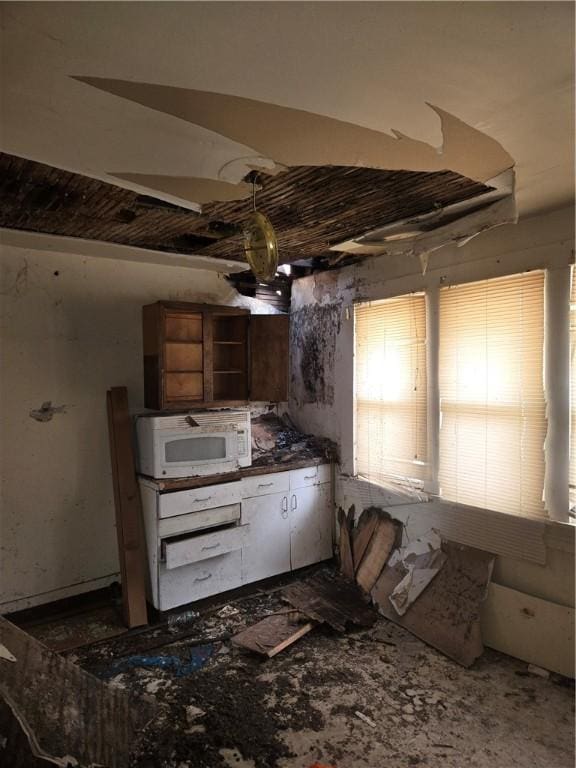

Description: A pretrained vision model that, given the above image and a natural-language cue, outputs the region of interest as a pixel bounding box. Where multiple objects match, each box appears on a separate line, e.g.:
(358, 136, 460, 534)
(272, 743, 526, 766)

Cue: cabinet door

(241, 492, 291, 584)
(250, 315, 289, 401)
(289, 484, 333, 570)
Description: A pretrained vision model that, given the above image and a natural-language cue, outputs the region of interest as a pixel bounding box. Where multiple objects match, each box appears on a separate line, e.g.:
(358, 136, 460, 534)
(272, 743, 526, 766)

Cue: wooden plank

(338, 507, 354, 579)
(372, 541, 494, 667)
(282, 572, 377, 632)
(0, 617, 153, 767)
(232, 610, 315, 657)
(481, 583, 575, 678)
(352, 508, 379, 574)
(107, 386, 148, 628)
(250, 315, 289, 401)
(356, 517, 399, 593)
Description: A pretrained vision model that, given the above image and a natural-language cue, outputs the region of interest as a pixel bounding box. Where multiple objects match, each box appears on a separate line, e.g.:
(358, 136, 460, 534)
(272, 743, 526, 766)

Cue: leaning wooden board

(0, 617, 153, 767)
(107, 386, 148, 628)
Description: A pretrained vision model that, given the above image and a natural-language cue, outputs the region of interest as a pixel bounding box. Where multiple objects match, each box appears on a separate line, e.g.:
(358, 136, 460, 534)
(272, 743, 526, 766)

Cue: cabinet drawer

(163, 524, 248, 570)
(158, 481, 242, 519)
(242, 471, 289, 499)
(290, 464, 331, 489)
(159, 551, 242, 611)
(158, 503, 240, 538)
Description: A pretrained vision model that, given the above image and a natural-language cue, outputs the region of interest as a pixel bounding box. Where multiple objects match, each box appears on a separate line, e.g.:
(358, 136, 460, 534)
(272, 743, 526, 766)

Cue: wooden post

(106, 386, 148, 628)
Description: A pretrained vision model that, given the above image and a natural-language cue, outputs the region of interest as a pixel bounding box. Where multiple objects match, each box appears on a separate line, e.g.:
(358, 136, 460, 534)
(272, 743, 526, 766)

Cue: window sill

(338, 474, 575, 563)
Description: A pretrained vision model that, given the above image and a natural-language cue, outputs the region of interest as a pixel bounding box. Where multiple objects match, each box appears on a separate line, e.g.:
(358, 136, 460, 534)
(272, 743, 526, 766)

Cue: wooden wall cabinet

(143, 301, 289, 410)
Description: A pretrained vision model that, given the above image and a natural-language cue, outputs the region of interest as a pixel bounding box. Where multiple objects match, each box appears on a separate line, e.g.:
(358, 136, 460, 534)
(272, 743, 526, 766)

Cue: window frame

(352, 266, 572, 523)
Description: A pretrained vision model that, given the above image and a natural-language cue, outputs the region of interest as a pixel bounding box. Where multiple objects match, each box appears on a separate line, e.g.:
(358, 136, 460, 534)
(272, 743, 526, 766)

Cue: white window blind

(570, 269, 576, 509)
(439, 271, 546, 518)
(355, 293, 427, 486)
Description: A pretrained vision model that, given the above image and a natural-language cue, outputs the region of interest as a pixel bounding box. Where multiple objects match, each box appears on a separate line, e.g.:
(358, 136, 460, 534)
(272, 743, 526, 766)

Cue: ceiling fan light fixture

(243, 174, 279, 283)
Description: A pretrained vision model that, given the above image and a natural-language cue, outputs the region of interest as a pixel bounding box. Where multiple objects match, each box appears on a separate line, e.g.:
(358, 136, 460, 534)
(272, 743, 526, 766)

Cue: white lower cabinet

(139, 464, 333, 611)
(159, 551, 243, 611)
(241, 491, 291, 584)
(289, 483, 333, 570)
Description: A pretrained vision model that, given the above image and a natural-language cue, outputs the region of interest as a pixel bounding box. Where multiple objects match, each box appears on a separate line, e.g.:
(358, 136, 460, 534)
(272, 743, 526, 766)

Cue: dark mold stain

(29, 401, 67, 422)
(290, 302, 342, 406)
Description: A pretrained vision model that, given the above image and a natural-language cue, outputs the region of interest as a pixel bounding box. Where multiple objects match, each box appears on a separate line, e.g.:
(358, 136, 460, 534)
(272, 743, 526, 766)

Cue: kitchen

(0, 3, 575, 768)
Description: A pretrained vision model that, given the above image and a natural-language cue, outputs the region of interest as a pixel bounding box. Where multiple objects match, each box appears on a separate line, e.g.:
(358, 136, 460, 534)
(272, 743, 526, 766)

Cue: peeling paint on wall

(29, 401, 67, 422)
(290, 302, 342, 406)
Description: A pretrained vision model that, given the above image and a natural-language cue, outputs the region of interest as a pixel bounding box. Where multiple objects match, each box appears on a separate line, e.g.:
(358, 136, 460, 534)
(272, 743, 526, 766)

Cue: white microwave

(135, 409, 252, 479)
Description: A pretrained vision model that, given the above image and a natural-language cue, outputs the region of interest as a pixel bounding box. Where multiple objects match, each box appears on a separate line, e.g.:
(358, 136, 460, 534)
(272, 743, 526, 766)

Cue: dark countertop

(139, 413, 337, 492)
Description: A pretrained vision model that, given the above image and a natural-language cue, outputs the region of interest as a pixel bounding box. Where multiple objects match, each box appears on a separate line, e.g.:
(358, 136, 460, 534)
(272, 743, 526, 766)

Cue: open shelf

(214, 370, 244, 375)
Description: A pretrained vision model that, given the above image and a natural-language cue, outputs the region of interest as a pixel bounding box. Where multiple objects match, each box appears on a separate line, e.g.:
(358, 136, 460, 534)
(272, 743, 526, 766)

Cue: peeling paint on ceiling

(77, 77, 514, 189)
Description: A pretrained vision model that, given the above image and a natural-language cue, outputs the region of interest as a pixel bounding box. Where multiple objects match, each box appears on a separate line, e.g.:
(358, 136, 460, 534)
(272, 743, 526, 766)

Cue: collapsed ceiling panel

(0, 152, 493, 268)
(76, 78, 514, 184)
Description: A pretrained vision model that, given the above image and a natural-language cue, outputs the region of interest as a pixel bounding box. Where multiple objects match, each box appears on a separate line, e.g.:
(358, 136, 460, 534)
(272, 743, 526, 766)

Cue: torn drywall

(111, 173, 253, 204)
(75, 78, 514, 184)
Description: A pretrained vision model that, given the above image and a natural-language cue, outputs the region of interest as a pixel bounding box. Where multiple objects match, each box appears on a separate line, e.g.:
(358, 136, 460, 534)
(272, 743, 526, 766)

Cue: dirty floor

(19, 572, 576, 768)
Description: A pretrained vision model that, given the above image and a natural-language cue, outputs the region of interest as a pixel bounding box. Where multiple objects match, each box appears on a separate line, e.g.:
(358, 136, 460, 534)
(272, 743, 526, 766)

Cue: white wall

(289, 206, 575, 616)
(0, 244, 269, 612)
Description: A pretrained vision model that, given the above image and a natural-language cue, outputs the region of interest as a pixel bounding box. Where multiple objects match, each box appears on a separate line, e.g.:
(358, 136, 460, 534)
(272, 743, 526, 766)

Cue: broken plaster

(75, 77, 514, 205)
(29, 401, 67, 423)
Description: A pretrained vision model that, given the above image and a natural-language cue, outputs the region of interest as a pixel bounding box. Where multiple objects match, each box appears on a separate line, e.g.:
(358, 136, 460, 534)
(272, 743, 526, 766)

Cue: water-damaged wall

(0, 244, 274, 611)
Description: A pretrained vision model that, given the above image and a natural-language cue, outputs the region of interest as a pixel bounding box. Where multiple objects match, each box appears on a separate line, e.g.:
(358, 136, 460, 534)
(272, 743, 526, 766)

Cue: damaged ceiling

(0, 2, 573, 269)
(0, 152, 493, 267)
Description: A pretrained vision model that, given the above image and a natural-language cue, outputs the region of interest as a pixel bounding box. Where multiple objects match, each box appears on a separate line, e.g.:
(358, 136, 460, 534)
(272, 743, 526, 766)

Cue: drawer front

(290, 464, 331, 490)
(164, 524, 249, 570)
(242, 471, 289, 499)
(158, 503, 240, 538)
(158, 481, 242, 519)
(159, 551, 242, 611)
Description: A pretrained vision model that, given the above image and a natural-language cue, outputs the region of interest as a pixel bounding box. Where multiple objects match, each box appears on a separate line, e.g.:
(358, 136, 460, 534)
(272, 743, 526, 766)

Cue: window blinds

(355, 293, 427, 486)
(439, 271, 546, 518)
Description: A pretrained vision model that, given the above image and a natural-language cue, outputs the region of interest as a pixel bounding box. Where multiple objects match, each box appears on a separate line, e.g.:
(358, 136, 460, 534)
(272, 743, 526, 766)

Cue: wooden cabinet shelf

(143, 301, 289, 410)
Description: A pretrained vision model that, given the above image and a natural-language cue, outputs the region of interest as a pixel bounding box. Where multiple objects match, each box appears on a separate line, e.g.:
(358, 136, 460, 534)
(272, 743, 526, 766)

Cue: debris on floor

(281, 571, 377, 632)
(0, 616, 154, 768)
(232, 609, 315, 657)
(232, 571, 377, 658)
(101, 644, 214, 677)
(7, 565, 573, 768)
(372, 540, 495, 666)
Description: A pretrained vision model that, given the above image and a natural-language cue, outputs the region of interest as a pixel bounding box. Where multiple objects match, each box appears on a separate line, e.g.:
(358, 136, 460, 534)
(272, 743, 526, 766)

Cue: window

(355, 293, 427, 487)
(354, 270, 553, 520)
(439, 272, 546, 518)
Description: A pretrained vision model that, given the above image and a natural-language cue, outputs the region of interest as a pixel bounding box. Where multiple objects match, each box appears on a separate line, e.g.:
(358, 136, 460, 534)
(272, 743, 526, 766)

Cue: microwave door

(156, 426, 238, 477)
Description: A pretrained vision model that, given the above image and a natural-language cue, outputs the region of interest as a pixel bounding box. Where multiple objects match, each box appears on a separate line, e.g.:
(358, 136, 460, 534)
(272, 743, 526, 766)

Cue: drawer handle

(304, 474, 317, 480)
(193, 496, 212, 503)
(258, 482, 274, 488)
(195, 573, 212, 582)
(201, 543, 221, 551)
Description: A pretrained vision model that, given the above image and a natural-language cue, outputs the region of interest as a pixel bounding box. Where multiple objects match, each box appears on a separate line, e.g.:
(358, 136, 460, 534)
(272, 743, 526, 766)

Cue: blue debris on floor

(100, 643, 214, 678)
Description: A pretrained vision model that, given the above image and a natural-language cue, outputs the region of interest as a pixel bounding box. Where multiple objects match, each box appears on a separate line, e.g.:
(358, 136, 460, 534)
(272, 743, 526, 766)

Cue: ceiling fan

(242, 172, 278, 283)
